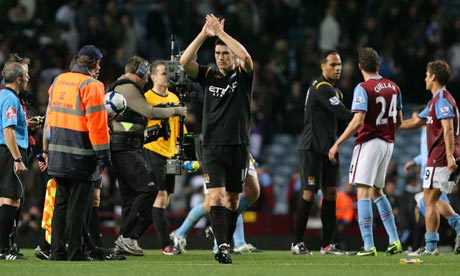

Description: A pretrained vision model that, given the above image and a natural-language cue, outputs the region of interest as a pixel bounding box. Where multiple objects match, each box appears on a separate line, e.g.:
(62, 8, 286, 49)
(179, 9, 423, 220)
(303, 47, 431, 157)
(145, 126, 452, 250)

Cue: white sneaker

(320, 244, 346, 255)
(170, 231, 187, 253)
(114, 235, 144, 256)
(233, 243, 263, 253)
(408, 247, 439, 256)
(291, 242, 312, 255)
(455, 233, 460, 254)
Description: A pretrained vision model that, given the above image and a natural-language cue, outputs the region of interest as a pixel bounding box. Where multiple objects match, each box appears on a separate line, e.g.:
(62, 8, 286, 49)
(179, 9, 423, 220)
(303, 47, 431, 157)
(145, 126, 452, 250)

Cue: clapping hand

(205, 14, 224, 37)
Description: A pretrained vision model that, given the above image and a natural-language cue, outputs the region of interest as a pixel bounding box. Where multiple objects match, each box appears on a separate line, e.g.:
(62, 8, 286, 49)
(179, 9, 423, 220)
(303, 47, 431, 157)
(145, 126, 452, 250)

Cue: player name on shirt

(374, 82, 397, 93)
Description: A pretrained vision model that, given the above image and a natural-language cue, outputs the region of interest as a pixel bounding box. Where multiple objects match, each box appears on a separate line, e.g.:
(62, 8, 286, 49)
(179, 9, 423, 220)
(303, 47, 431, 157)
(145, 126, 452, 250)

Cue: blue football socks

(374, 195, 399, 244)
(238, 196, 250, 214)
(232, 214, 246, 247)
(232, 194, 252, 247)
(176, 204, 207, 237)
(448, 213, 460, 234)
(357, 199, 374, 250)
(425, 232, 439, 251)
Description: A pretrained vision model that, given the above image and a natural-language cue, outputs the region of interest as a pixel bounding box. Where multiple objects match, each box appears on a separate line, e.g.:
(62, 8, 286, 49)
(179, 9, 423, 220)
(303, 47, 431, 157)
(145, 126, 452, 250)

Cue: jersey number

(425, 169, 430, 180)
(376, 94, 397, 125)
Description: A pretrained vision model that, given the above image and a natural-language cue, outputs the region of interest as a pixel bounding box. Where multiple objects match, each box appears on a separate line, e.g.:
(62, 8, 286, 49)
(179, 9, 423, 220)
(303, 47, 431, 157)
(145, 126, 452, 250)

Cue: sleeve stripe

(315, 81, 333, 90)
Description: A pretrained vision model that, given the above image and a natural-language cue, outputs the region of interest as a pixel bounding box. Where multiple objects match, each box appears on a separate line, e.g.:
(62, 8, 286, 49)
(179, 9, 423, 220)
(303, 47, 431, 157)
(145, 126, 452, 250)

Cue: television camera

(145, 34, 201, 175)
(164, 34, 194, 103)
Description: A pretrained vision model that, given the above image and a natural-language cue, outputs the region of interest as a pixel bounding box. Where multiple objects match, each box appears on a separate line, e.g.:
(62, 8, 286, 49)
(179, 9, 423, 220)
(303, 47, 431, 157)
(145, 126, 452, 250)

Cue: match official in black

(291, 49, 352, 255)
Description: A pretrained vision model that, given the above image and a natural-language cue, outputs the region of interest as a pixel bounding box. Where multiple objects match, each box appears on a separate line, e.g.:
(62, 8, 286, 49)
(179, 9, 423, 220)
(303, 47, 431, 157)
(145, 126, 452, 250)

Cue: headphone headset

(14, 55, 24, 62)
(135, 62, 149, 78)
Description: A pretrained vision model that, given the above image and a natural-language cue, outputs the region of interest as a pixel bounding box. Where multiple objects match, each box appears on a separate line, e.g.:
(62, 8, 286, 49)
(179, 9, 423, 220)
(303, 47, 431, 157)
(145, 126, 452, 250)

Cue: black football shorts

(202, 145, 249, 193)
(298, 150, 340, 192)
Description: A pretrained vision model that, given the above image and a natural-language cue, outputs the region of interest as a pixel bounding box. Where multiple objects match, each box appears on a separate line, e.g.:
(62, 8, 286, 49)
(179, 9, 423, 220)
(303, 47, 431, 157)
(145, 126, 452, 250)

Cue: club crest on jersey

(6, 107, 17, 120)
(329, 96, 340, 105)
(307, 176, 315, 185)
(440, 106, 450, 115)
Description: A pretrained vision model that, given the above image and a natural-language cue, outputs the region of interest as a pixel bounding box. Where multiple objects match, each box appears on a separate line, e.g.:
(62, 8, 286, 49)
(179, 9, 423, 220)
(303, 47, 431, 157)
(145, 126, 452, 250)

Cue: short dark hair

(215, 38, 226, 47)
(359, 47, 379, 73)
(2, 62, 25, 83)
(320, 49, 340, 64)
(427, 60, 451, 85)
(150, 60, 165, 75)
(125, 55, 149, 75)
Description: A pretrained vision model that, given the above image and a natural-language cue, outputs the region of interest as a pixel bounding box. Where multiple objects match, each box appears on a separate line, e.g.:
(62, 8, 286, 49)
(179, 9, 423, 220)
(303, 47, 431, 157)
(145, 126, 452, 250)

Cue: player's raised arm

(205, 14, 253, 73)
(180, 18, 215, 79)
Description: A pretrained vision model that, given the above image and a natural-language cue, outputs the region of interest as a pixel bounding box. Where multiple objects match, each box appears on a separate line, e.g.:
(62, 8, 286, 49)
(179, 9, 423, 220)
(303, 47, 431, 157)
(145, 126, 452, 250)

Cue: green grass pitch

(0, 249, 458, 276)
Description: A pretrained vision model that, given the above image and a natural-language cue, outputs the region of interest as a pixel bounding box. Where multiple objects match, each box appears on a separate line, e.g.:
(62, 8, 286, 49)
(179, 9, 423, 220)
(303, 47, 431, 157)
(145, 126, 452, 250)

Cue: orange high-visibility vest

(46, 72, 110, 179)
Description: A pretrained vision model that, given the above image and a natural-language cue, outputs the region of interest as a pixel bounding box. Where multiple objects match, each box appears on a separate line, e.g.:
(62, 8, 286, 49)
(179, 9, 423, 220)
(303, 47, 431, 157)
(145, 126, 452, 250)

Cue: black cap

(77, 45, 103, 60)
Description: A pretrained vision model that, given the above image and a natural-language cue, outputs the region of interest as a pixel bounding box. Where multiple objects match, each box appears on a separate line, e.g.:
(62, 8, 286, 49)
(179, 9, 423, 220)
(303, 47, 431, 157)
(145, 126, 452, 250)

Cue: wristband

(42, 150, 48, 154)
(14, 157, 23, 163)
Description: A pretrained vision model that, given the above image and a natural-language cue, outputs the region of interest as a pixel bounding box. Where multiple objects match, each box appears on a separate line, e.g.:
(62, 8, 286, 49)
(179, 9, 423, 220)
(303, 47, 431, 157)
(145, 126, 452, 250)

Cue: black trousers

(50, 177, 94, 260)
(111, 149, 157, 238)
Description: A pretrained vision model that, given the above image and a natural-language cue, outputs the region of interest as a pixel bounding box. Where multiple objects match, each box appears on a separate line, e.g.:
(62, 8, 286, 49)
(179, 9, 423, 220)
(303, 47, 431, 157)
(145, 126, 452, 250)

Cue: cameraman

(142, 60, 186, 255)
(108, 56, 186, 256)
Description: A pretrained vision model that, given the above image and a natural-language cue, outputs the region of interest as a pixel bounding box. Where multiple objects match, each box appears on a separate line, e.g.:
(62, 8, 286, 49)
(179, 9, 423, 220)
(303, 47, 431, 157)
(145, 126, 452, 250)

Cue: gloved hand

(174, 106, 187, 116)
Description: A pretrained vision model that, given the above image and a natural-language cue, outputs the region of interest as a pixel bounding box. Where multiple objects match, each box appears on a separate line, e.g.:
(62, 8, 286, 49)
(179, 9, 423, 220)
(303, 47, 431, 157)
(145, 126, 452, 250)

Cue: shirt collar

(1, 87, 19, 98)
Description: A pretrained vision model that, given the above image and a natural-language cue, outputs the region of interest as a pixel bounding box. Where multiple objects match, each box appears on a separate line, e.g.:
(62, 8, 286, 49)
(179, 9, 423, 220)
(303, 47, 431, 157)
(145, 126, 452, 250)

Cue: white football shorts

(423, 166, 451, 190)
(349, 138, 394, 188)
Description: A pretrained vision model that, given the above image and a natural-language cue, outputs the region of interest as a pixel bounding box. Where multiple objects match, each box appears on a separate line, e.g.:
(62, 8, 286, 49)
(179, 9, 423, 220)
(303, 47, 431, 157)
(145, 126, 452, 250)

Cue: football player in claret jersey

(398, 60, 460, 255)
(329, 47, 403, 256)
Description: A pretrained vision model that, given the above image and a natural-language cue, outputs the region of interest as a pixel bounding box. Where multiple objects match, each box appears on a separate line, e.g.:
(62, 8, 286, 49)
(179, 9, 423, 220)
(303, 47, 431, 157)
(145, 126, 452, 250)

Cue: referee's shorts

(0, 146, 27, 199)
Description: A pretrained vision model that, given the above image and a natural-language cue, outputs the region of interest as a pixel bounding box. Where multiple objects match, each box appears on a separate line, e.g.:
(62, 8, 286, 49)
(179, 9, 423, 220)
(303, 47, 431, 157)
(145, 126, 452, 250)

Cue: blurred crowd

(2, 0, 460, 247)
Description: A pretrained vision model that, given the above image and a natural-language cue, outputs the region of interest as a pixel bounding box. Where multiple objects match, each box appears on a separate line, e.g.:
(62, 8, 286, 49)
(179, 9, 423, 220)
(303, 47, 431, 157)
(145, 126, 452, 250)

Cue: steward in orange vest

(47, 51, 110, 178)
(44, 45, 110, 261)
